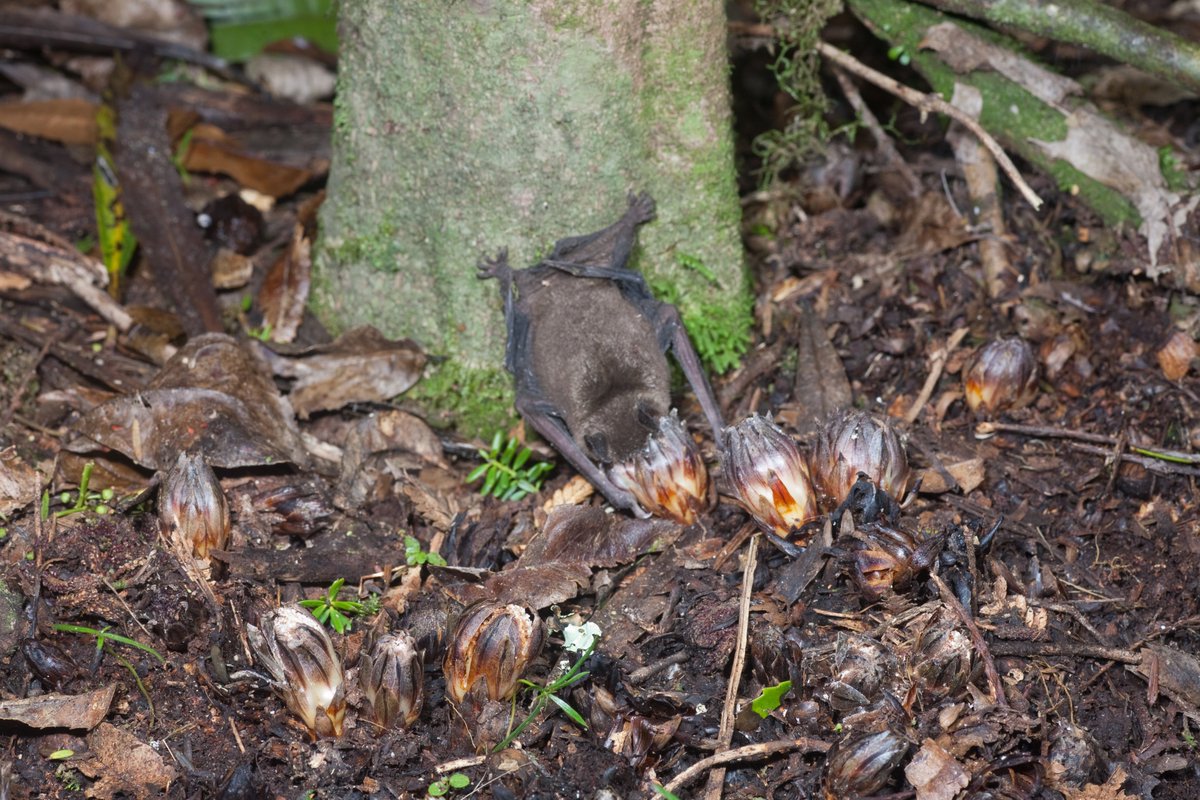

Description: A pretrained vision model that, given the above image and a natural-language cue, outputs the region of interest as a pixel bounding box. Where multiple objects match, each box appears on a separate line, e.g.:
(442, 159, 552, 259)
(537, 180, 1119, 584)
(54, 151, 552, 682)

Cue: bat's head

(578, 395, 665, 465)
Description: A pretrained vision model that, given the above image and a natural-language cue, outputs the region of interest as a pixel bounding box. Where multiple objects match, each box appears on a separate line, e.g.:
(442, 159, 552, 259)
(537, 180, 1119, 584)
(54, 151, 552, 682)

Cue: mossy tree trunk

(314, 0, 752, 434)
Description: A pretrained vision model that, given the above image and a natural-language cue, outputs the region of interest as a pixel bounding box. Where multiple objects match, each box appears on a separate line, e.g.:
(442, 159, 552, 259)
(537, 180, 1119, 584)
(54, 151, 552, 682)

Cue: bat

(478, 192, 725, 515)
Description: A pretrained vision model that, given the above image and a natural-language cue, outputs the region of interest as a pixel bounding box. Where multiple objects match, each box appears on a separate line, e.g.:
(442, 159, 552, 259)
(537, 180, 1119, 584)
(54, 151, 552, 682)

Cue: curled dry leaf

(904, 738, 969, 800)
(65, 333, 308, 470)
(1156, 330, 1197, 381)
(0, 446, 42, 518)
(254, 326, 426, 419)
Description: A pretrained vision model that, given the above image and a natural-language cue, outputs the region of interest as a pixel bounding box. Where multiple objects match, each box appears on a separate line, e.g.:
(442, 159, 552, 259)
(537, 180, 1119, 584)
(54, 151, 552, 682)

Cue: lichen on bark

(314, 0, 751, 435)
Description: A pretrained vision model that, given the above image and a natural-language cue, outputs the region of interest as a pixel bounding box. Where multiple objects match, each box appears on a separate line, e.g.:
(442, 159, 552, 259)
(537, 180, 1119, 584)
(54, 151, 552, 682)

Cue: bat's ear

(584, 432, 611, 463)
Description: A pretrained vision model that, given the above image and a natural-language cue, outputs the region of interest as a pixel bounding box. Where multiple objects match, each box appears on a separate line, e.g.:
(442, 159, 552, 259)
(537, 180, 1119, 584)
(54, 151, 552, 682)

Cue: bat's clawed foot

(626, 191, 656, 225)
(476, 248, 511, 281)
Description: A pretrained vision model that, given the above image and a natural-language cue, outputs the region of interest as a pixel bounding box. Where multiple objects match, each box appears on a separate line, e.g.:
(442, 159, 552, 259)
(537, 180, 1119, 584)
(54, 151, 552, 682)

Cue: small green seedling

(493, 636, 597, 752)
(466, 432, 553, 502)
(52, 624, 165, 664)
(427, 772, 471, 797)
(300, 578, 368, 634)
(51, 461, 114, 518)
(750, 680, 792, 718)
(404, 535, 446, 567)
(652, 785, 681, 800)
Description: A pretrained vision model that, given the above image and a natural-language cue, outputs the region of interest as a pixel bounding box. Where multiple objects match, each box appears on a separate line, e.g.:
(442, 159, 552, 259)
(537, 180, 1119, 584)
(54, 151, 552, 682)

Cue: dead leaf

(256, 326, 426, 419)
(78, 722, 178, 799)
(0, 98, 98, 144)
(904, 738, 969, 800)
(0, 446, 42, 517)
(542, 475, 594, 513)
(917, 458, 985, 494)
(245, 53, 336, 104)
(65, 334, 308, 470)
(259, 222, 311, 343)
(116, 84, 221, 335)
(791, 301, 852, 434)
(183, 131, 315, 198)
(335, 410, 447, 509)
(1157, 330, 1197, 381)
(0, 685, 115, 730)
(1062, 767, 1135, 800)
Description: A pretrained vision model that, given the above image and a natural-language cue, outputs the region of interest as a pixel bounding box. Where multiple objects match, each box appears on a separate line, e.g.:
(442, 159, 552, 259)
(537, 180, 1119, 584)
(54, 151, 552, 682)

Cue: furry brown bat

(478, 192, 724, 515)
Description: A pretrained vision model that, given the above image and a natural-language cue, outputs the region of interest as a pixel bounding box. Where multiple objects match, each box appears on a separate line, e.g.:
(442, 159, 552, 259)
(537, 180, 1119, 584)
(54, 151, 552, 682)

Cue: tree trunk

(314, 0, 751, 434)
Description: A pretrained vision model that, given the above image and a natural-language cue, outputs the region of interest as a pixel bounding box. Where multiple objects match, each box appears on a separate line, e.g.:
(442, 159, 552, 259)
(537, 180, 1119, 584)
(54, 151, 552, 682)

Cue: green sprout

(404, 535, 446, 567)
(299, 578, 369, 634)
(492, 635, 597, 752)
(750, 680, 792, 718)
(427, 772, 471, 797)
(50, 462, 114, 518)
(466, 432, 553, 502)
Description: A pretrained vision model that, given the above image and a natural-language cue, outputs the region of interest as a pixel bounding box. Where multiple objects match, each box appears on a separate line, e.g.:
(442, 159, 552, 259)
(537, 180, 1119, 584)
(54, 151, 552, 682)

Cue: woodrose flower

(247, 605, 345, 738)
(721, 415, 817, 537)
(608, 411, 710, 524)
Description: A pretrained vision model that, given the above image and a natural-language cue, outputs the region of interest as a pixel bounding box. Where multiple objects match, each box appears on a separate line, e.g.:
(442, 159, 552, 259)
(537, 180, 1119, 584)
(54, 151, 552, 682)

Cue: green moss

(407, 361, 516, 438)
(683, 293, 755, 374)
(326, 223, 401, 273)
(848, 0, 1142, 228)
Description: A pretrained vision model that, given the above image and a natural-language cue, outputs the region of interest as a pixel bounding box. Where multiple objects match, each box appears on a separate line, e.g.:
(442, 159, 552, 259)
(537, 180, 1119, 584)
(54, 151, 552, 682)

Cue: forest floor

(1, 2, 1199, 799)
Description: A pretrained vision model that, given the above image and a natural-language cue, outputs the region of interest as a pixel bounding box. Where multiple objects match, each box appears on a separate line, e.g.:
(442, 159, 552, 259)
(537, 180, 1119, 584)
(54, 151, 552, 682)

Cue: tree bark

(314, 0, 751, 433)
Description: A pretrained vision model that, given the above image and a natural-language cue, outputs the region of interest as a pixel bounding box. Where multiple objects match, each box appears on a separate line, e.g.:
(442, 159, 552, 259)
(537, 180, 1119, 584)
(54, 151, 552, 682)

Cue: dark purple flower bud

(360, 631, 423, 729)
(160, 451, 230, 563)
(443, 602, 544, 704)
(810, 410, 909, 512)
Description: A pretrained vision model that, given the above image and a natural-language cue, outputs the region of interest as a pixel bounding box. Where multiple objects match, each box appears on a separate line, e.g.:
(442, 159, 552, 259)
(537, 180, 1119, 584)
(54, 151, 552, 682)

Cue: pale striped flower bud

(248, 605, 345, 738)
(721, 415, 817, 537)
(609, 411, 710, 525)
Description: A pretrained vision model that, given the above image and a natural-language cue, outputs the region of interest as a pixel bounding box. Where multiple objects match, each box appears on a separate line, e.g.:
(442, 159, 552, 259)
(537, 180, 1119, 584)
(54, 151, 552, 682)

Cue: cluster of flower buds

(442, 602, 544, 704)
(160, 451, 230, 564)
(824, 729, 910, 797)
(721, 415, 818, 538)
(247, 605, 346, 738)
(810, 410, 909, 515)
(360, 631, 423, 729)
(609, 411, 711, 525)
(963, 337, 1039, 416)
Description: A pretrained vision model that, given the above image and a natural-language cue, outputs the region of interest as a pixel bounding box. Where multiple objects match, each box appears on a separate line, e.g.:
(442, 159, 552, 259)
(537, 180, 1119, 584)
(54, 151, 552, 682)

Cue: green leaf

(426, 552, 447, 567)
(548, 693, 588, 729)
(48, 749, 74, 761)
(481, 468, 499, 496)
(751, 680, 792, 718)
(466, 463, 489, 483)
(427, 780, 448, 797)
(652, 785, 681, 800)
(512, 447, 531, 470)
(516, 479, 538, 495)
(447, 773, 470, 789)
(490, 431, 503, 453)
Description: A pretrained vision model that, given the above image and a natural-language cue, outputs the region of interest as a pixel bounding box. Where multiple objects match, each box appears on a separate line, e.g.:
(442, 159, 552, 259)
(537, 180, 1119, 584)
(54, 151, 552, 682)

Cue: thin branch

(816, 41, 1043, 210)
(664, 737, 831, 795)
(930, 572, 1008, 707)
(830, 67, 921, 197)
(703, 533, 760, 800)
(905, 326, 969, 424)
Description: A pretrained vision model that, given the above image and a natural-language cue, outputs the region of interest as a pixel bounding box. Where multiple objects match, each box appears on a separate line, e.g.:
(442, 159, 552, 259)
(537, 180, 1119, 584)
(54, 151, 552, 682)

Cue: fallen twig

(703, 533, 760, 800)
(931, 572, 1008, 707)
(816, 41, 1043, 210)
(977, 421, 1200, 467)
(663, 737, 831, 795)
(905, 326, 969, 424)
